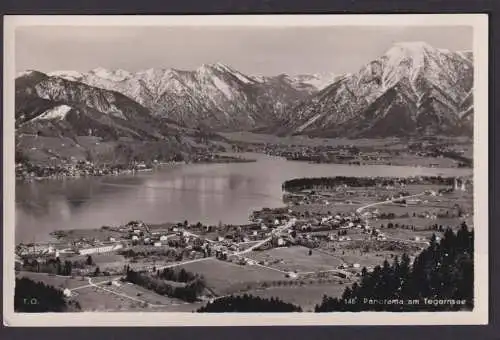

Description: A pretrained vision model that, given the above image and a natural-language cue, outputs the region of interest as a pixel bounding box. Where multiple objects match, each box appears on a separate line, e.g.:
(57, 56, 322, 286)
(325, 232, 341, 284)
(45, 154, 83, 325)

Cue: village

(15, 172, 473, 311)
(228, 137, 473, 169)
(15, 159, 154, 181)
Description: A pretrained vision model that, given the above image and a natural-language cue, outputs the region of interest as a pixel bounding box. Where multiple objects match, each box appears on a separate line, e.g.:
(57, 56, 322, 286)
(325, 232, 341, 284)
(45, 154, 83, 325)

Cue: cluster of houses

(16, 159, 152, 181)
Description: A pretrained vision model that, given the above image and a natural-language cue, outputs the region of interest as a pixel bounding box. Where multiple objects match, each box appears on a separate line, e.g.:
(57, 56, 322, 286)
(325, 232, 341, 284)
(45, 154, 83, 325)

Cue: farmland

(246, 246, 343, 273)
(179, 258, 287, 295)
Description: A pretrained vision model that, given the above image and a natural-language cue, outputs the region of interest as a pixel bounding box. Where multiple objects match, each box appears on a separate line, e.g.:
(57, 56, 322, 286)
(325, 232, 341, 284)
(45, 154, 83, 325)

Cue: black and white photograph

(3, 14, 488, 326)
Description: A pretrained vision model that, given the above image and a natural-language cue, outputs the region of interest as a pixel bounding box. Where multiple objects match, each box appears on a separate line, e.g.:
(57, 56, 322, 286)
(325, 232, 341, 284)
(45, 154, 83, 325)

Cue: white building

(153, 241, 162, 247)
(159, 235, 169, 241)
(78, 243, 124, 255)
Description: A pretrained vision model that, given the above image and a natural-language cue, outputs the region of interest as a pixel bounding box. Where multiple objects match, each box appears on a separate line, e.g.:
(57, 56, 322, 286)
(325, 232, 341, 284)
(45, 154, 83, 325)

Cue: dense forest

(124, 266, 206, 302)
(21, 257, 74, 276)
(315, 223, 473, 312)
(197, 294, 302, 312)
(14, 277, 80, 312)
(282, 176, 456, 192)
(158, 267, 199, 283)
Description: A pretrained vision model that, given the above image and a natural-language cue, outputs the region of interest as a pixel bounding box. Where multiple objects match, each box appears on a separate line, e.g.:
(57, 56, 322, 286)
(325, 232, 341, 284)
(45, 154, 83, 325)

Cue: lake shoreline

(15, 154, 472, 244)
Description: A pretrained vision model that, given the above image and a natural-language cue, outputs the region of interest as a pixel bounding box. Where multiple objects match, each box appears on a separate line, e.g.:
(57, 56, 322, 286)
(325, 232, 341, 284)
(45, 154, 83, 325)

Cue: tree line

(315, 223, 473, 312)
(158, 267, 199, 283)
(282, 176, 456, 192)
(22, 257, 74, 276)
(197, 294, 302, 313)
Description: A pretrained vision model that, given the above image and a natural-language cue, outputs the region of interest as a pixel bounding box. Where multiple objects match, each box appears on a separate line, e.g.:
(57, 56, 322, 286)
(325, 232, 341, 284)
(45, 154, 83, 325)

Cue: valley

(14, 39, 476, 314)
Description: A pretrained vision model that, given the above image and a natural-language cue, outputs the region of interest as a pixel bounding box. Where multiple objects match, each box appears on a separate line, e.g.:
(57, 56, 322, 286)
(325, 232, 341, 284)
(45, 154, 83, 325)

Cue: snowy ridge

(37, 62, 318, 130)
(89, 67, 132, 82)
(32, 104, 73, 121)
(48, 70, 85, 81)
(16, 70, 39, 78)
(289, 73, 339, 91)
(286, 41, 474, 137)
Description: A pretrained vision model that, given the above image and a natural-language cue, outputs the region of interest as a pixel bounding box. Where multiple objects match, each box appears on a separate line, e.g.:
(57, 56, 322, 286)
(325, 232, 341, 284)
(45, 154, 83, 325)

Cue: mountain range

(44, 65, 337, 131)
(281, 42, 473, 137)
(15, 41, 474, 160)
(14, 70, 211, 165)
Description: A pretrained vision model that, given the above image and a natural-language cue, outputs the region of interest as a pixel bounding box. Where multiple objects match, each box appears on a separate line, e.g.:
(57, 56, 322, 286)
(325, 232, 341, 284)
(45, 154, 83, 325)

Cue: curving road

(356, 192, 426, 214)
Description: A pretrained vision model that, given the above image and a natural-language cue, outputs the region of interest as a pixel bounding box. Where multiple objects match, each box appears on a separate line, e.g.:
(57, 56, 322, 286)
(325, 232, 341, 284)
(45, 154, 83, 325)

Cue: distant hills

(15, 41, 474, 164)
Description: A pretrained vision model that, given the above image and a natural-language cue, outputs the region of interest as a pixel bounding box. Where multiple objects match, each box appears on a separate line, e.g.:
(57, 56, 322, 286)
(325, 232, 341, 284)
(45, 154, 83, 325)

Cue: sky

(15, 25, 473, 76)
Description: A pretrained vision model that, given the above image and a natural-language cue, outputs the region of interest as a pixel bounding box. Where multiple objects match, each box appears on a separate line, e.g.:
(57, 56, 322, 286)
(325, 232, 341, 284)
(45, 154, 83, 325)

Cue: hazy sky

(16, 26, 472, 76)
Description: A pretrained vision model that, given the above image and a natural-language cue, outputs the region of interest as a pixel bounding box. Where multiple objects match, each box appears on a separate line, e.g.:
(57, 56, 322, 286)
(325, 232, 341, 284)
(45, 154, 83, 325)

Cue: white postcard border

(3, 14, 489, 326)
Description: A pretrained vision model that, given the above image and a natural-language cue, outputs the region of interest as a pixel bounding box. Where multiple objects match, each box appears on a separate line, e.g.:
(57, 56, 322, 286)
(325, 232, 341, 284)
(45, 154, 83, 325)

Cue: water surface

(15, 153, 472, 243)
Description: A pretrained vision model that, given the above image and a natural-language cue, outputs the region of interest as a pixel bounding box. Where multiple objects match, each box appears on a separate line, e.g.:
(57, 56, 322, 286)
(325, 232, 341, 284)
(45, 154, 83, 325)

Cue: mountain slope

(48, 64, 318, 130)
(283, 42, 474, 137)
(14, 71, 218, 165)
(16, 71, 186, 140)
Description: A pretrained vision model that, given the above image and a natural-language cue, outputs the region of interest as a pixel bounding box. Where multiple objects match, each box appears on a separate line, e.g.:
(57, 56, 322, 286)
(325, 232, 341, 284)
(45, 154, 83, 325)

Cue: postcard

(3, 14, 488, 326)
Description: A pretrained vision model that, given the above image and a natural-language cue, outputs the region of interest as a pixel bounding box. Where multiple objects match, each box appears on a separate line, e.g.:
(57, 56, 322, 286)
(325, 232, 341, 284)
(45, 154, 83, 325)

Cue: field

(239, 283, 348, 312)
(291, 202, 364, 216)
(179, 258, 287, 295)
(63, 253, 129, 273)
(17, 135, 89, 165)
(53, 227, 125, 242)
(220, 132, 472, 168)
(16, 271, 98, 289)
(247, 246, 343, 273)
(15, 271, 195, 312)
(220, 132, 407, 148)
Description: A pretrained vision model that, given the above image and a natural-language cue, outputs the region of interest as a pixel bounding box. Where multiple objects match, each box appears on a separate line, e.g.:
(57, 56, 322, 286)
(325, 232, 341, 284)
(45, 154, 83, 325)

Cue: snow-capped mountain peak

(47, 70, 85, 81)
(16, 70, 42, 78)
(392, 41, 433, 51)
(89, 67, 132, 82)
(285, 41, 474, 137)
(384, 41, 435, 67)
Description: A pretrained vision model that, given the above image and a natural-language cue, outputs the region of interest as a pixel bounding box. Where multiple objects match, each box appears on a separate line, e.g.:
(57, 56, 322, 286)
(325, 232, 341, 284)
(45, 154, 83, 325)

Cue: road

(68, 218, 300, 300)
(182, 230, 216, 243)
(69, 276, 122, 292)
(385, 236, 430, 245)
(356, 192, 427, 214)
(152, 256, 215, 271)
(237, 218, 296, 255)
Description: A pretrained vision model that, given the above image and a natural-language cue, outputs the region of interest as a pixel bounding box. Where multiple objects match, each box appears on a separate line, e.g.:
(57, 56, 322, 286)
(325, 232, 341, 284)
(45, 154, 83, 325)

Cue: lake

(15, 153, 472, 243)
